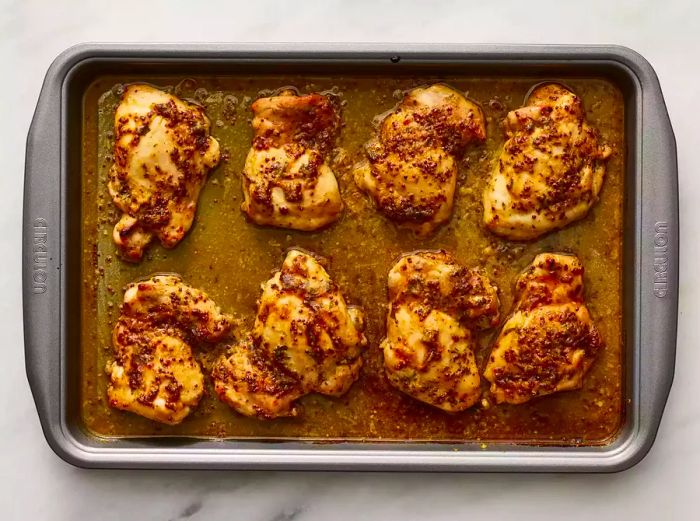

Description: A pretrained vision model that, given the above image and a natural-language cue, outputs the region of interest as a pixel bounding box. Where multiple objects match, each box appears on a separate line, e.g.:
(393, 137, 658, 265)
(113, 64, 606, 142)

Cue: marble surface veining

(1, 0, 698, 519)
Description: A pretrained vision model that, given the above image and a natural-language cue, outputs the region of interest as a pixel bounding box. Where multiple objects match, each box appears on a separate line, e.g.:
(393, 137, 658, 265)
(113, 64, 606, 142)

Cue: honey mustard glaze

(81, 75, 624, 444)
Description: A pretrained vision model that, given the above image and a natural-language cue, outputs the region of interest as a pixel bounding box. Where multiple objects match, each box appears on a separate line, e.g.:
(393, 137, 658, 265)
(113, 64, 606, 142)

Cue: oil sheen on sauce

(81, 75, 624, 444)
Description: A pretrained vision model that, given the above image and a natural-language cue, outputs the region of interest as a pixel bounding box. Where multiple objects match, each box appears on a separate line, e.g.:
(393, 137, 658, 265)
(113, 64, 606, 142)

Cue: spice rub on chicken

(241, 90, 344, 231)
(382, 251, 500, 412)
(108, 84, 221, 261)
(483, 83, 612, 240)
(107, 275, 232, 425)
(212, 249, 367, 419)
(483, 253, 604, 404)
(354, 84, 486, 236)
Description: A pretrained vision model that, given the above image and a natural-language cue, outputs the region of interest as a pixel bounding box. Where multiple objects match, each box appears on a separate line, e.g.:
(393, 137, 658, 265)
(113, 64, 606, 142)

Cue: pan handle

(23, 58, 64, 443)
(633, 50, 678, 457)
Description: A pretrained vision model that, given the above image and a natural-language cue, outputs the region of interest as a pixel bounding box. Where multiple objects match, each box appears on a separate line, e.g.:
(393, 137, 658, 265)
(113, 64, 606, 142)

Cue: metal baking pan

(23, 43, 678, 471)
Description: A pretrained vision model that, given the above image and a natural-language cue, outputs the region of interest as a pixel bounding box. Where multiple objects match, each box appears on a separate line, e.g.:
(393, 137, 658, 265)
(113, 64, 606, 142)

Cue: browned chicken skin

(106, 275, 232, 424)
(354, 84, 486, 235)
(483, 84, 612, 240)
(241, 90, 344, 230)
(382, 251, 500, 412)
(211, 335, 304, 420)
(212, 249, 367, 419)
(108, 85, 221, 261)
(483, 253, 604, 404)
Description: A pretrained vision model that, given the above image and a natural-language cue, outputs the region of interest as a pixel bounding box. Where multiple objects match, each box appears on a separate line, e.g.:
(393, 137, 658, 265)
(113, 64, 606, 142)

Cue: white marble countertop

(1, 0, 698, 519)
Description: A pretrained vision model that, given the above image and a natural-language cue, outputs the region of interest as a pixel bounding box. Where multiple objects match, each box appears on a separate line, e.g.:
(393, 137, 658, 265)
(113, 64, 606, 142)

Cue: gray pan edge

(22, 43, 678, 471)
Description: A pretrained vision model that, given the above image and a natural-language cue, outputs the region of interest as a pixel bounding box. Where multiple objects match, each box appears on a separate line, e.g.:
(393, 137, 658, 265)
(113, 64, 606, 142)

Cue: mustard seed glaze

(81, 75, 624, 444)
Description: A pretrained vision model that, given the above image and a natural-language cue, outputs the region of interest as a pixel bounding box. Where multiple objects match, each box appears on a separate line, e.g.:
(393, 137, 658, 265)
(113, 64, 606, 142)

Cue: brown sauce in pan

(81, 75, 624, 444)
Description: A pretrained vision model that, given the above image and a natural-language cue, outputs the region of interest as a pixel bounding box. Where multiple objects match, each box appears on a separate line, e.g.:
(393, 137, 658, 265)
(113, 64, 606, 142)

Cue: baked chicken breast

(241, 90, 343, 230)
(107, 275, 232, 424)
(354, 84, 486, 235)
(483, 83, 612, 240)
(483, 253, 604, 404)
(213, 249, 367, 419)
(108, 84, 221, 261)
(382, 251, 500, 412)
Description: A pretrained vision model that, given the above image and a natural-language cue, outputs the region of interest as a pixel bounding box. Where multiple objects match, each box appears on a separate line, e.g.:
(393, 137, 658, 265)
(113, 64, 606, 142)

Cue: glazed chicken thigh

(241, 90, 344, 230)
(211, 335, 304, 419)
(107, 275, 232, 424)
(483, 83, 612, 240)
(483, 253, 604, 404)
(108, 85, 221, 261)
(213, 249, 367, 419)
(354, 84, 486, 236)
(382, 251, 500, 412)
